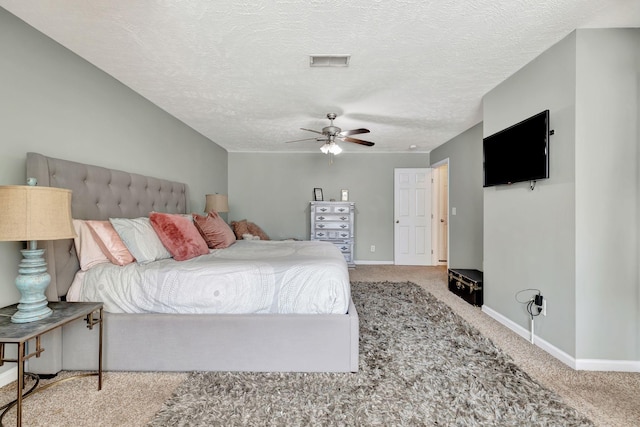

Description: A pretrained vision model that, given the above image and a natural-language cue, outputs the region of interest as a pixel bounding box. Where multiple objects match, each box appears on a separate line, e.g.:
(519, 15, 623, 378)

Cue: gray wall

(483, 31, 577, 356)
(430, 123, 484, 270)
(0, 7, 227, 317)
(228, 152, 430, 262)
(483, 29, 639, 361)
(573, 29, 640, 360)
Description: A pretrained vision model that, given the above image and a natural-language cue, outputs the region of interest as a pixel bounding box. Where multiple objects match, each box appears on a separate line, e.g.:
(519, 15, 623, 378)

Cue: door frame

(431, 158, 450, 268)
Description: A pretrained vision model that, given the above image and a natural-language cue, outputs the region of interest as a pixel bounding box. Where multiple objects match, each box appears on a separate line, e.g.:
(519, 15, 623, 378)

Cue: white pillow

(109, 217, 172, 263)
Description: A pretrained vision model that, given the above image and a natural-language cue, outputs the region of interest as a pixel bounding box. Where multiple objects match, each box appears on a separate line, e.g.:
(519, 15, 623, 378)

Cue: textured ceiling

(1, 1, 639, 153)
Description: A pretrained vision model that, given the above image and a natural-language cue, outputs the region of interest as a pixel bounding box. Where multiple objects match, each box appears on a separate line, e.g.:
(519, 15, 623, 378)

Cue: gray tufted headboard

(26, 152, 189, 300)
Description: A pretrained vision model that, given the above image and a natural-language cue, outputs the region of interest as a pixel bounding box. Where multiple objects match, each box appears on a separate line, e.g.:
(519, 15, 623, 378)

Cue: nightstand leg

(98, 308, 103, 391)
(16, 342, 24, 427)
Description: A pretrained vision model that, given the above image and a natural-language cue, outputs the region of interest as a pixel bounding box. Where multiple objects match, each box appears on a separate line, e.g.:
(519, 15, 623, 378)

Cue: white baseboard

(354, 260, 394, 265)
(481, 305, 640, 372)
(0, 366, 17, 388)
(574, 358, 640, 372)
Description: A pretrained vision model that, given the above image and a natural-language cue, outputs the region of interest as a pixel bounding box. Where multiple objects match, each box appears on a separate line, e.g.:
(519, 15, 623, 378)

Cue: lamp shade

(205, 194, 229, 213)
(0, 185, 76, 241)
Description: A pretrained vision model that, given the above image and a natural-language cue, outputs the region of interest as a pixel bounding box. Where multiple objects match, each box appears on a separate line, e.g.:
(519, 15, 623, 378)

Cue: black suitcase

(448, 269, 483, 306)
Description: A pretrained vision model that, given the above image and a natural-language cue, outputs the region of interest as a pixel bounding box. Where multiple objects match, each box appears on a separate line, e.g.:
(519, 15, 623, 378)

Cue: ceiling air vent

(309, 55, 350, 67)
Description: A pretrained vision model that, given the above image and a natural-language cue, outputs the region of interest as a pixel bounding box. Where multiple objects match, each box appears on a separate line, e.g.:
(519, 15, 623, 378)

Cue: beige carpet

(350, 266, 640, 427)
(0, 265, 638, 426)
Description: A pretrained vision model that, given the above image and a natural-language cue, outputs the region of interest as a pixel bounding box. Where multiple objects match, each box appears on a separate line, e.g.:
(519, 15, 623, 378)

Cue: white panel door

(394, 168, 433, 265)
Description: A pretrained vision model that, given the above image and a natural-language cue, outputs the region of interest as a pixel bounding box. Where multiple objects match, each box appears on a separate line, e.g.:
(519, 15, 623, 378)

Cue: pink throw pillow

(230, 219, 249, 240)
(86, 220, 135, 266)
(231, 219, 270, 240)
(247, 221, 270, 241)
(72, 219, 110, 271)
(193, 211, 236, 249)
(150, 212, 209, 261)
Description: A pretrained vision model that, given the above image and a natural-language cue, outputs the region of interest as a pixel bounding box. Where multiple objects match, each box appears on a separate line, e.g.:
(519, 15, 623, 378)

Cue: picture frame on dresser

(314, 188, 323, 201)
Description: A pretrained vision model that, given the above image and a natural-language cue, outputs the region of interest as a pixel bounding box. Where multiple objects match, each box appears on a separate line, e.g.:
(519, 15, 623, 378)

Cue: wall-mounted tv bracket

(530, 128, 554, 191)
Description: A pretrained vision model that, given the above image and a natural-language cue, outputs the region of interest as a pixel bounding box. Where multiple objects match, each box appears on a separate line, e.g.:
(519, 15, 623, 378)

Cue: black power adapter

(534, 294, 543, 306)
(534, 294, 544, 314)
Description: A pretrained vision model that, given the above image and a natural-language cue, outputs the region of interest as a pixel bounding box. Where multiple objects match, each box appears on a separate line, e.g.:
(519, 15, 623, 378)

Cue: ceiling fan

(285, 113, 375, 155)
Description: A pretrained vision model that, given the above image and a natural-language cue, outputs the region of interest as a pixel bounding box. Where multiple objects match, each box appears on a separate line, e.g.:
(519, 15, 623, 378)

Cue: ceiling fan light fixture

(309, 55, 350, 67)
(320, 142, 342, 155)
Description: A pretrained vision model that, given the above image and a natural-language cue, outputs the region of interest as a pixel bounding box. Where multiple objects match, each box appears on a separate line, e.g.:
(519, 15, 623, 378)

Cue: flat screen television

(483, 110, 549, 187)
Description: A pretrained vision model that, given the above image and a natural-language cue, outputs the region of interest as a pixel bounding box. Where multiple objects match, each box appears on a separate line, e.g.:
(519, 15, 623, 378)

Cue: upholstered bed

(26, 152, 359, 373)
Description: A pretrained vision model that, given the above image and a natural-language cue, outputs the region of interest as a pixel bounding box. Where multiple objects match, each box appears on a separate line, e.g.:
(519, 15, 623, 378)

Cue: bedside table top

(0, 301, 103, 342)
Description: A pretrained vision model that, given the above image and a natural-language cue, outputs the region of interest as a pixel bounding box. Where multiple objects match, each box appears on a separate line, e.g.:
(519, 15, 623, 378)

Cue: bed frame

(26, 152, 359, 373)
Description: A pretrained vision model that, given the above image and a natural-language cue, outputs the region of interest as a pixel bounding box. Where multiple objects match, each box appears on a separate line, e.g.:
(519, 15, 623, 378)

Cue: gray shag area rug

(149, 281, 592, 426)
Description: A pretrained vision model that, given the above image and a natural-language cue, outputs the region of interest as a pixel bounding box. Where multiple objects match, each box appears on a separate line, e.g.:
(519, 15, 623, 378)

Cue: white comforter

(67, 240, 350, 315)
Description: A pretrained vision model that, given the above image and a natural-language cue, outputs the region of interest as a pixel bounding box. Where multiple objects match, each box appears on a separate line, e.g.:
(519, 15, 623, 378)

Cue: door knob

(395, 220, 399, 223)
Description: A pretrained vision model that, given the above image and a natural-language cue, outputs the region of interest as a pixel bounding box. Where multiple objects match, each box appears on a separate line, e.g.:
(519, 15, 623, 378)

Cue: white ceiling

(2, 1, 639, 154)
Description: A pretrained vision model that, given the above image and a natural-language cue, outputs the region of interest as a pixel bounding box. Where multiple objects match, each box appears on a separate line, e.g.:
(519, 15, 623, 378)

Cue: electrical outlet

(542, 299, 547, 316)
(370, 245, 375, 252)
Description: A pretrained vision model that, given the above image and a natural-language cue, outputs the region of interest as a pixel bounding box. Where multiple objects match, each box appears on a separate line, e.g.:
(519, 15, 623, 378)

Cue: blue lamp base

(12, 248, 53, 323)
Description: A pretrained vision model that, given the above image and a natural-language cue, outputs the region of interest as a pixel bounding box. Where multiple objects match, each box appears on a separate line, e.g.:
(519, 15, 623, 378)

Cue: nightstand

(0, 302, 103, 426)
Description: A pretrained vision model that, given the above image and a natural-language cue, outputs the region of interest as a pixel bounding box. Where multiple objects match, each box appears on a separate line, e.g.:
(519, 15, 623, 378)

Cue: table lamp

(205, 194, 229, 213)
(0, 178, 75, 323)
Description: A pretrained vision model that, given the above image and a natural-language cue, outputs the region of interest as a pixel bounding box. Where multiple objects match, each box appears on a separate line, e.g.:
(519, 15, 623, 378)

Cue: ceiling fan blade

(341, 136, 375, 147)
(339, 128, 370, 137)
(284, 137, 325, 143)
(300, 128, 324, 135)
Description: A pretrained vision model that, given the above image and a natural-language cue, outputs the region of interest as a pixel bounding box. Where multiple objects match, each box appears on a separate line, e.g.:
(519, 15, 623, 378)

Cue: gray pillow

(109, 217, 172, 263)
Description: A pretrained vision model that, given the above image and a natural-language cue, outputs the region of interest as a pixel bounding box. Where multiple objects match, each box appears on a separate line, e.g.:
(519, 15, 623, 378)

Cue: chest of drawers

(310, 201, 355, 267)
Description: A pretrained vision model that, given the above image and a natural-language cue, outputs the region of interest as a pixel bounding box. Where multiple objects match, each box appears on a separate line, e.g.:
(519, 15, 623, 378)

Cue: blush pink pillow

(72, 219, 110, 271)
(230, 219, 249, 240)
(86, 220, 135, 266)
(230, 219, 269, 241)
(193, 211, 236, 249)
(247, 221, 270, 241)
(150, 212, 209, 261)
